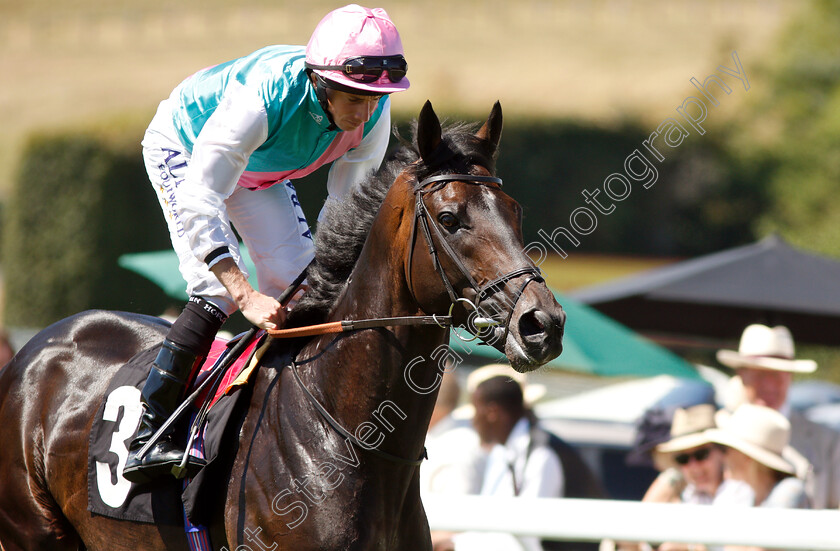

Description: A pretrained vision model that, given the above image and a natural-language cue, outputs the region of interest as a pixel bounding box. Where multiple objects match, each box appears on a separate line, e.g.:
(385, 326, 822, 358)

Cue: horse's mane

(286, 118, 497, 328)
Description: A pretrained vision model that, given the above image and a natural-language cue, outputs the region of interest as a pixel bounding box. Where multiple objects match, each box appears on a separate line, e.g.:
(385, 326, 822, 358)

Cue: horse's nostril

(519, 310, 547, 338)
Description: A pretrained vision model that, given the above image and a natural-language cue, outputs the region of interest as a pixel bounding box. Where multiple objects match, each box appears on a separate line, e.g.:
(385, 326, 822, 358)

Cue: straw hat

(704, 403, 795, 475)
(655, 404, 717, 454)
(716, 324, 816, 373)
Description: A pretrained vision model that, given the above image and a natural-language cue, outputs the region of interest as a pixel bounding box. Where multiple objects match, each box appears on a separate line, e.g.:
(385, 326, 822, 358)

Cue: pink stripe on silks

(238, 125, 365, 190)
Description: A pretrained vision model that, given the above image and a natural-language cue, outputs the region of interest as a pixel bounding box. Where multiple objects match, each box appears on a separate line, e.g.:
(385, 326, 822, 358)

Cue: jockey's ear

(476, 101, 503, 154)
(417, 100, 442, 163)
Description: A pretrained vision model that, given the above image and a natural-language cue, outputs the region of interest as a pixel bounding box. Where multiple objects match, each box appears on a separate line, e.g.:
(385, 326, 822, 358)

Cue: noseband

(406, 173, 544, 342)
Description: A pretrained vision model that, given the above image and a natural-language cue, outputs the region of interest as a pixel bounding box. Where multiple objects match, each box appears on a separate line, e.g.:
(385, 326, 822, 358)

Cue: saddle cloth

(87, 332, 268, 525)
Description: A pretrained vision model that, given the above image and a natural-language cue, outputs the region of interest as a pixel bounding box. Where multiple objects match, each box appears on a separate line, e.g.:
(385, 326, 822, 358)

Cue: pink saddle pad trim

(193, 333, 264, 408)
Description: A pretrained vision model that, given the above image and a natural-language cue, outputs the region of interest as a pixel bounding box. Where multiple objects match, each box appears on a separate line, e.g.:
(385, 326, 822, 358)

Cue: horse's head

(405, 101, 565, 371)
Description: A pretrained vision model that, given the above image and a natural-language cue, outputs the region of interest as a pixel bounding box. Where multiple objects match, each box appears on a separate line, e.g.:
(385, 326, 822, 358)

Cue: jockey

(123, 4, 410, 483)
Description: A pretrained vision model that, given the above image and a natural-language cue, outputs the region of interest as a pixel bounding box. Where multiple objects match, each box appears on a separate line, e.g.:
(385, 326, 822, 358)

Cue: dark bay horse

(0, 101, 565, 550)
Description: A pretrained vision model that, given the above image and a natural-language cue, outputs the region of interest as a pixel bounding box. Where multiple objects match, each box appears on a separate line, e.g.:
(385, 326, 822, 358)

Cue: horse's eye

(438, 212, 459, 229)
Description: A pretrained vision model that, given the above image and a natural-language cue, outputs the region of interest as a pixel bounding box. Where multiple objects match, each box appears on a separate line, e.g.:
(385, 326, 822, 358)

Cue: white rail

(424, 496, 840, 550)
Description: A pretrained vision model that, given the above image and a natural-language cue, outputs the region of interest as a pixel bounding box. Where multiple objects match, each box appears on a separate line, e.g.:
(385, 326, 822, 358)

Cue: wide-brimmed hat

(716, 324, 817, 373)
(655, 404, 717, 454)
(704, 403, 795, 475)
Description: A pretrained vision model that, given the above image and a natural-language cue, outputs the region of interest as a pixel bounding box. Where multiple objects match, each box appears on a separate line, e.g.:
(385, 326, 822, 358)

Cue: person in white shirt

(434, 373, 563, 551)
(422, 372, 486, 497)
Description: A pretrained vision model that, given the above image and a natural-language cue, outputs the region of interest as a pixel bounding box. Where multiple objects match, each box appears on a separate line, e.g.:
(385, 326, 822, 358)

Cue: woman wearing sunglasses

(124, 4, 410, 483)
(650, 405, 730, 506)
(611, 405, 735, 551)
(683, 404, 811, 551)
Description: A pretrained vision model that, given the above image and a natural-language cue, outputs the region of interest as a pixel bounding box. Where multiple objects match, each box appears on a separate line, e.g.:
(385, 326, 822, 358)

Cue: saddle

(87, 331, 271, 526)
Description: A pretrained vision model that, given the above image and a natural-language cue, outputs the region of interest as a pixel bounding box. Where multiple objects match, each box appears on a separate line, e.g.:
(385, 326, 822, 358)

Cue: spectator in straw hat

(706, 404, 810, 511)
(465, 363, 548, 411)
(628, 405, 810, 551)
(646, 404, 728, 505)
(610, 405, 749, 551)
(717, 324, 840, 509)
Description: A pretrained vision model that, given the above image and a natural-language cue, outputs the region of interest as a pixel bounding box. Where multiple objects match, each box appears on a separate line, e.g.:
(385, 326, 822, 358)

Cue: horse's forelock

(410, 121, 497, 187)
(286, 119, 496, 328)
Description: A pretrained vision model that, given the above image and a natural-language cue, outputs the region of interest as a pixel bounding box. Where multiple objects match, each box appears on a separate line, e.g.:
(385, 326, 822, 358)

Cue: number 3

(95, 385, 142, 508)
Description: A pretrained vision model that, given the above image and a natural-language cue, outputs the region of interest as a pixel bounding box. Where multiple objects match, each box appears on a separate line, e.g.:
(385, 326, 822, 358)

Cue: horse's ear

(476, 101, 503, 151)
(417, 100, 442, 162)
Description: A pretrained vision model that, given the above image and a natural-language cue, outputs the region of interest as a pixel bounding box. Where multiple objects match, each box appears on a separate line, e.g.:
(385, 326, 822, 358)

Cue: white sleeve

(319, 96, 391, 219)
(518, 446, 564, 498)
(177, 81, 268, 264)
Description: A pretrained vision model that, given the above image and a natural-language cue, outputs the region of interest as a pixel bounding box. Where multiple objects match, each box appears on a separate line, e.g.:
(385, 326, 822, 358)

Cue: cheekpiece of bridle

(407, 172, 544, 345)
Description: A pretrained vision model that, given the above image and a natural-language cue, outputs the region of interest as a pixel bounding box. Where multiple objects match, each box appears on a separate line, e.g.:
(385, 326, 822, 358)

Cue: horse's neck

(299, 192, 446, 460)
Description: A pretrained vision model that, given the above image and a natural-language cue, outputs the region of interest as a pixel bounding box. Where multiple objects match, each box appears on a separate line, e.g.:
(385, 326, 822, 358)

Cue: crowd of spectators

(421, 324, 840, 551)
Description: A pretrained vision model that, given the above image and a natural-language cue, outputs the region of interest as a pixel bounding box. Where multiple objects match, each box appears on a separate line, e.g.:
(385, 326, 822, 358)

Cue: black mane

(286, 119, 498, 328)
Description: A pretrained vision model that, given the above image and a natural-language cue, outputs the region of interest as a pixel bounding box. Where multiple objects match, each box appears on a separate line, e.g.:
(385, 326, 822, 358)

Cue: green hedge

(493, 119, 768, 258)
(3, 114, 760, 328)
(3, 124, 173, 327)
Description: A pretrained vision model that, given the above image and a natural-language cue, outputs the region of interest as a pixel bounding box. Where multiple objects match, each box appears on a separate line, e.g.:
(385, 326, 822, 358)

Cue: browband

(417, 174, 503, 188)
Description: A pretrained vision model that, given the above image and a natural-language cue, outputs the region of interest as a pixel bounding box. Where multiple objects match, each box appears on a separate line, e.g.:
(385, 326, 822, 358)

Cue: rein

(266, 314, 449, 338)
(288, 359, 426, 466)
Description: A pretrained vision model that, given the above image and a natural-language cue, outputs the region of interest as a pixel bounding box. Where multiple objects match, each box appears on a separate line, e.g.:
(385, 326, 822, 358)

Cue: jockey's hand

(209, 256, 286, 330)
(239, 289, 286, 330)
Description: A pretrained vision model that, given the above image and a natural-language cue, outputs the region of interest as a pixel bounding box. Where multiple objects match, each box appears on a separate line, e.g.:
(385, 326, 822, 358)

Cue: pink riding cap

(306, 4, 410, 94)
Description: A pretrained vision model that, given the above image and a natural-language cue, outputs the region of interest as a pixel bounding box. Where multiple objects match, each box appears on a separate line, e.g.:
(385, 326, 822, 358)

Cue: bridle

(285, 172, 546, 468)
(406, 172, 544, 344)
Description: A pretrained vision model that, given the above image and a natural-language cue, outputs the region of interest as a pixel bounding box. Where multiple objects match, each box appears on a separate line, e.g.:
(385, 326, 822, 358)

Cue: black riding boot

(122, 340, 205, 483)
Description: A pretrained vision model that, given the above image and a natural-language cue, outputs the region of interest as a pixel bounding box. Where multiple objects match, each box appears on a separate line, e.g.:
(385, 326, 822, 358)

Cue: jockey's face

(325, 88, 382, 132)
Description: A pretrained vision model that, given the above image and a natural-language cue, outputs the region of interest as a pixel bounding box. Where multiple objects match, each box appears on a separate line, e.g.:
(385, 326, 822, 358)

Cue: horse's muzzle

(503, 284, 566, 371)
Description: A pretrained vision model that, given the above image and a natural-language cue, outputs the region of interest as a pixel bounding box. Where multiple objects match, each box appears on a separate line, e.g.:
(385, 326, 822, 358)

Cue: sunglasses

(307, 55, 408, 83)
(674, 447, 712, 466)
